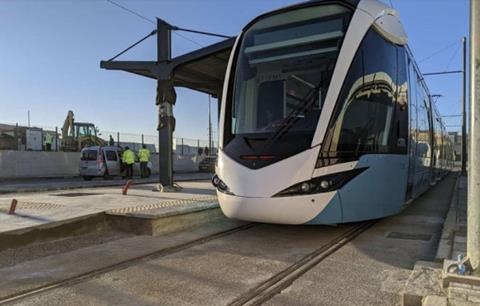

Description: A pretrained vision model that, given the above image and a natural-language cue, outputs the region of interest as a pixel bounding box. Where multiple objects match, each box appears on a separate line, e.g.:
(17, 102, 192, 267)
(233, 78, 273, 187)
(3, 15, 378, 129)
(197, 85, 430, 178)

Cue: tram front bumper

(217, 191, 337, 225)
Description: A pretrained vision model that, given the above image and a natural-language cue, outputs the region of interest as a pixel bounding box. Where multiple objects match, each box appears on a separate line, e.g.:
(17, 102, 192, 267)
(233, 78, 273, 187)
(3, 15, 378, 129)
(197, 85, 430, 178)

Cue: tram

(212, 0, 454, 224)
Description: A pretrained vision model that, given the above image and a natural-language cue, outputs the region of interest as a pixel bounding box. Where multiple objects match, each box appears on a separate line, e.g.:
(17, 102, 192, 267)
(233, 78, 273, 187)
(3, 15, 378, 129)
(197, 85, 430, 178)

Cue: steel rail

(0, 223, 256, 305)
(228, 221, 376, 306)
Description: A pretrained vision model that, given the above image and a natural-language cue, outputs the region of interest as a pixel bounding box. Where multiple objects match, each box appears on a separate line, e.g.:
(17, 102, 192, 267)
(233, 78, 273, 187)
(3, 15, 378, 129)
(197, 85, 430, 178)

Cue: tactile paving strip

(0, 201, 65, 212)
(108, 196, 218, 214)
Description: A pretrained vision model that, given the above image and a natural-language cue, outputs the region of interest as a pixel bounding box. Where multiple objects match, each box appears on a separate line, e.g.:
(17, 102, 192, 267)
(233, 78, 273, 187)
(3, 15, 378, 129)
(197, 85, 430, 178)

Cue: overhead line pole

(208, 95, 212, 154)
(468, 0, 480, 272)
(462, 36, 468, 175)
(156, 18, 174, 188)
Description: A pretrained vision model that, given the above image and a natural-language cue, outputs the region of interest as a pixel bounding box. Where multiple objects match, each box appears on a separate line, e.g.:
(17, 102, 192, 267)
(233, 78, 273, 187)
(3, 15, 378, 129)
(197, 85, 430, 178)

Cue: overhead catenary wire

(444, 41, 462, 72)
(173, 32, 203, 48)
(106, 0, 202, 47)
(418, 39, 461, 63)
(423, 70, 462, 76)
(105, 0, 231, 49)
(106, 0, 155, 24)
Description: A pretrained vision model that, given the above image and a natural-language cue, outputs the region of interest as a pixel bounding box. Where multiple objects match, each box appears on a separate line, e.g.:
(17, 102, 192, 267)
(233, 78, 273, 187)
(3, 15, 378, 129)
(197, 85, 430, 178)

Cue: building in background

(0, 123, 59, 151)
(448, 131, 462, 161)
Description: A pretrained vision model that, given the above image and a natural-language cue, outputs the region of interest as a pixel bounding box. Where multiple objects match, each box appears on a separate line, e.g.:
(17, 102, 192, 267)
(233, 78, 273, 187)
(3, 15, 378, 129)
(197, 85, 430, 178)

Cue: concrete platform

(107, 198, 221, 236)
(435, 173, 465, 262)
(0, 180, 219, 250)
(400, 173, 480, 306)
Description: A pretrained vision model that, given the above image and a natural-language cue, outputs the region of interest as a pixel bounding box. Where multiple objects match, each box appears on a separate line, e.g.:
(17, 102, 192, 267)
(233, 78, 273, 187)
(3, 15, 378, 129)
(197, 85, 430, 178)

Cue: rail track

(0, 223, 256, 305)
(1, 220, 375, 305)
(228, 221, 376, 306)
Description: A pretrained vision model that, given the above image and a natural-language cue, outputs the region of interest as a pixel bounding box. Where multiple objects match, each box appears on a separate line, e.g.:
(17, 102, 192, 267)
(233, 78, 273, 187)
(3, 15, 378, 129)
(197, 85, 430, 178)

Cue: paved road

(1, 174, 456, 305)
(0, 172, 213, 194)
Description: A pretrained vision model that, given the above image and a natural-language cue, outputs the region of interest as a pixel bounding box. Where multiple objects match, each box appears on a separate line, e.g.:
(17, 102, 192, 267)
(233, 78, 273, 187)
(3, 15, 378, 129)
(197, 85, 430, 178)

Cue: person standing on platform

(138, 145, 151, 178)
(122, 146, 135, 179)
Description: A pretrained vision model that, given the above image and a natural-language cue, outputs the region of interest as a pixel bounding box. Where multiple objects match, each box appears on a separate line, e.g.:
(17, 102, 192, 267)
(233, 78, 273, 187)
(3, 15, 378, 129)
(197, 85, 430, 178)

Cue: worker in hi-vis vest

(138, 145, 151, 178)
(122, 146, 135, 179)
(44, 133, 53, 151)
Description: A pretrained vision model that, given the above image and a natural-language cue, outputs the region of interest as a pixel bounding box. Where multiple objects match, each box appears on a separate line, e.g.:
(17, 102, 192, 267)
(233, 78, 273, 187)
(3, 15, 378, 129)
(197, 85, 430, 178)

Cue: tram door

(406, 58, 417, 201)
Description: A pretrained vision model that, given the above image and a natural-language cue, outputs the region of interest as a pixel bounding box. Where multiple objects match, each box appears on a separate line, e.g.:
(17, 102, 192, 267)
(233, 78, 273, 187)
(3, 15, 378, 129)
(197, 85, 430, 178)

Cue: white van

(79, 146, 151, 180)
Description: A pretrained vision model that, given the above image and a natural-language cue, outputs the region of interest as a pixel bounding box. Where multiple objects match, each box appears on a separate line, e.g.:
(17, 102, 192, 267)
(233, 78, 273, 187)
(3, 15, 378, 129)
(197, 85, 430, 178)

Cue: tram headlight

(212, 174, 234, 195)
(300, 182, 311, 192)
(212, 175, 221, 186)
(273, 168, 368, 197)
(320, 180, 330, 190)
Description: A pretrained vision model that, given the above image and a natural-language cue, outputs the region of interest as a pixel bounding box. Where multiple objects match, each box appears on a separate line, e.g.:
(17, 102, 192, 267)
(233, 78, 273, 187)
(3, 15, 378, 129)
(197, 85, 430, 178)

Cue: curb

(108, 204, 223, 236)
(435, 172, 461, 261)
(0, 201, 222, 252)
(0, 212, 107, 252)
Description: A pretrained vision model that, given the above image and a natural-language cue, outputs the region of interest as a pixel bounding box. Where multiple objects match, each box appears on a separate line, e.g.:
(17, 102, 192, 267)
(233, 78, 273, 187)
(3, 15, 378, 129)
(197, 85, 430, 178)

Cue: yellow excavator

(61, 111, 106, 151)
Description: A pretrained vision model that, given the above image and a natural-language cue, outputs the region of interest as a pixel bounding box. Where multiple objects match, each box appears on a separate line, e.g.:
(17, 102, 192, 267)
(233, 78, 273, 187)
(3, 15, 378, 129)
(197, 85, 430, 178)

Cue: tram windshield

(230, 4, 351, 138)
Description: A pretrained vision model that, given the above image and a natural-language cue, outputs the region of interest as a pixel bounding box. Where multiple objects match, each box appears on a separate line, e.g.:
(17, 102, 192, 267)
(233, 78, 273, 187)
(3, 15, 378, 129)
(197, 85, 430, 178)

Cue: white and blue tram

(212, 0, 454, 224)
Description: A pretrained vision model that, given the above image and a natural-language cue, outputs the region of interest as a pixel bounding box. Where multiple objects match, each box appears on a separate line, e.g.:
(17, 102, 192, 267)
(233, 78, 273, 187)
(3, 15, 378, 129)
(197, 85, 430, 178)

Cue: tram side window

(432, 112, 442, 169)
(322, 28, 399, 156)
(395, 46, 408, 153)
(416, 88, 432, 167)
(408, 57, 418, 157)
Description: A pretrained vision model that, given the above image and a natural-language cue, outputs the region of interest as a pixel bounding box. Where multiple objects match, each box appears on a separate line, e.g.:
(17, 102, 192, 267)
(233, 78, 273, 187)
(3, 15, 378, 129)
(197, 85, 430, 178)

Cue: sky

(0, 0, 470, 141)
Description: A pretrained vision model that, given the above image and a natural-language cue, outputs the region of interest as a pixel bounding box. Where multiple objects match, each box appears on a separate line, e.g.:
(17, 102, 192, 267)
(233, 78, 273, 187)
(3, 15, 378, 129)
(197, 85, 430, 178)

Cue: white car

(79, 146, 152, 180)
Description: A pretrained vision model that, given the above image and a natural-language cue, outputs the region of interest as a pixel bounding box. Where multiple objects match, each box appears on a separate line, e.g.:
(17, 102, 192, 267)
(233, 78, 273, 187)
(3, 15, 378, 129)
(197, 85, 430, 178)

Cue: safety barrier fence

(0, 123, 217, 155)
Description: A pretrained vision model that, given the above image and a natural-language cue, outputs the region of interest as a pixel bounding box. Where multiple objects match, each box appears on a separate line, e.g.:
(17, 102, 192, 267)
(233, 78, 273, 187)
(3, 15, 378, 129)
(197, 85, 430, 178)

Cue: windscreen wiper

(263, 84, 321, 149)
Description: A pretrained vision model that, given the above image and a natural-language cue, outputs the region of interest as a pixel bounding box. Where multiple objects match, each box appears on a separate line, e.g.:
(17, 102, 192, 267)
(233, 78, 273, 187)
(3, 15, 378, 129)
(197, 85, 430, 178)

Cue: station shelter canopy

(100, 37, 236, 98)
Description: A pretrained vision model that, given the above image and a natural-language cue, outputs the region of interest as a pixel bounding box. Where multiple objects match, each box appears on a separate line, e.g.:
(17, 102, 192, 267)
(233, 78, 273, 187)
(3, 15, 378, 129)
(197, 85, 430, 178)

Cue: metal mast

(462, 36, 468, 175)
(208, 95, 212, 154)
(156, 18, 174, 188)
(468, 0, 480, 271)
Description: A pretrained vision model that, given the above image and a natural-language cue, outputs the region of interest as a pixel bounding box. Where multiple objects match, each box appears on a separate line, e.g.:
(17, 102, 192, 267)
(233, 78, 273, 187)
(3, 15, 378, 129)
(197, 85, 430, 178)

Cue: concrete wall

(0, 151, 202, 179)
(0, 151, 81, 179)
(151, 153, 201, 174)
